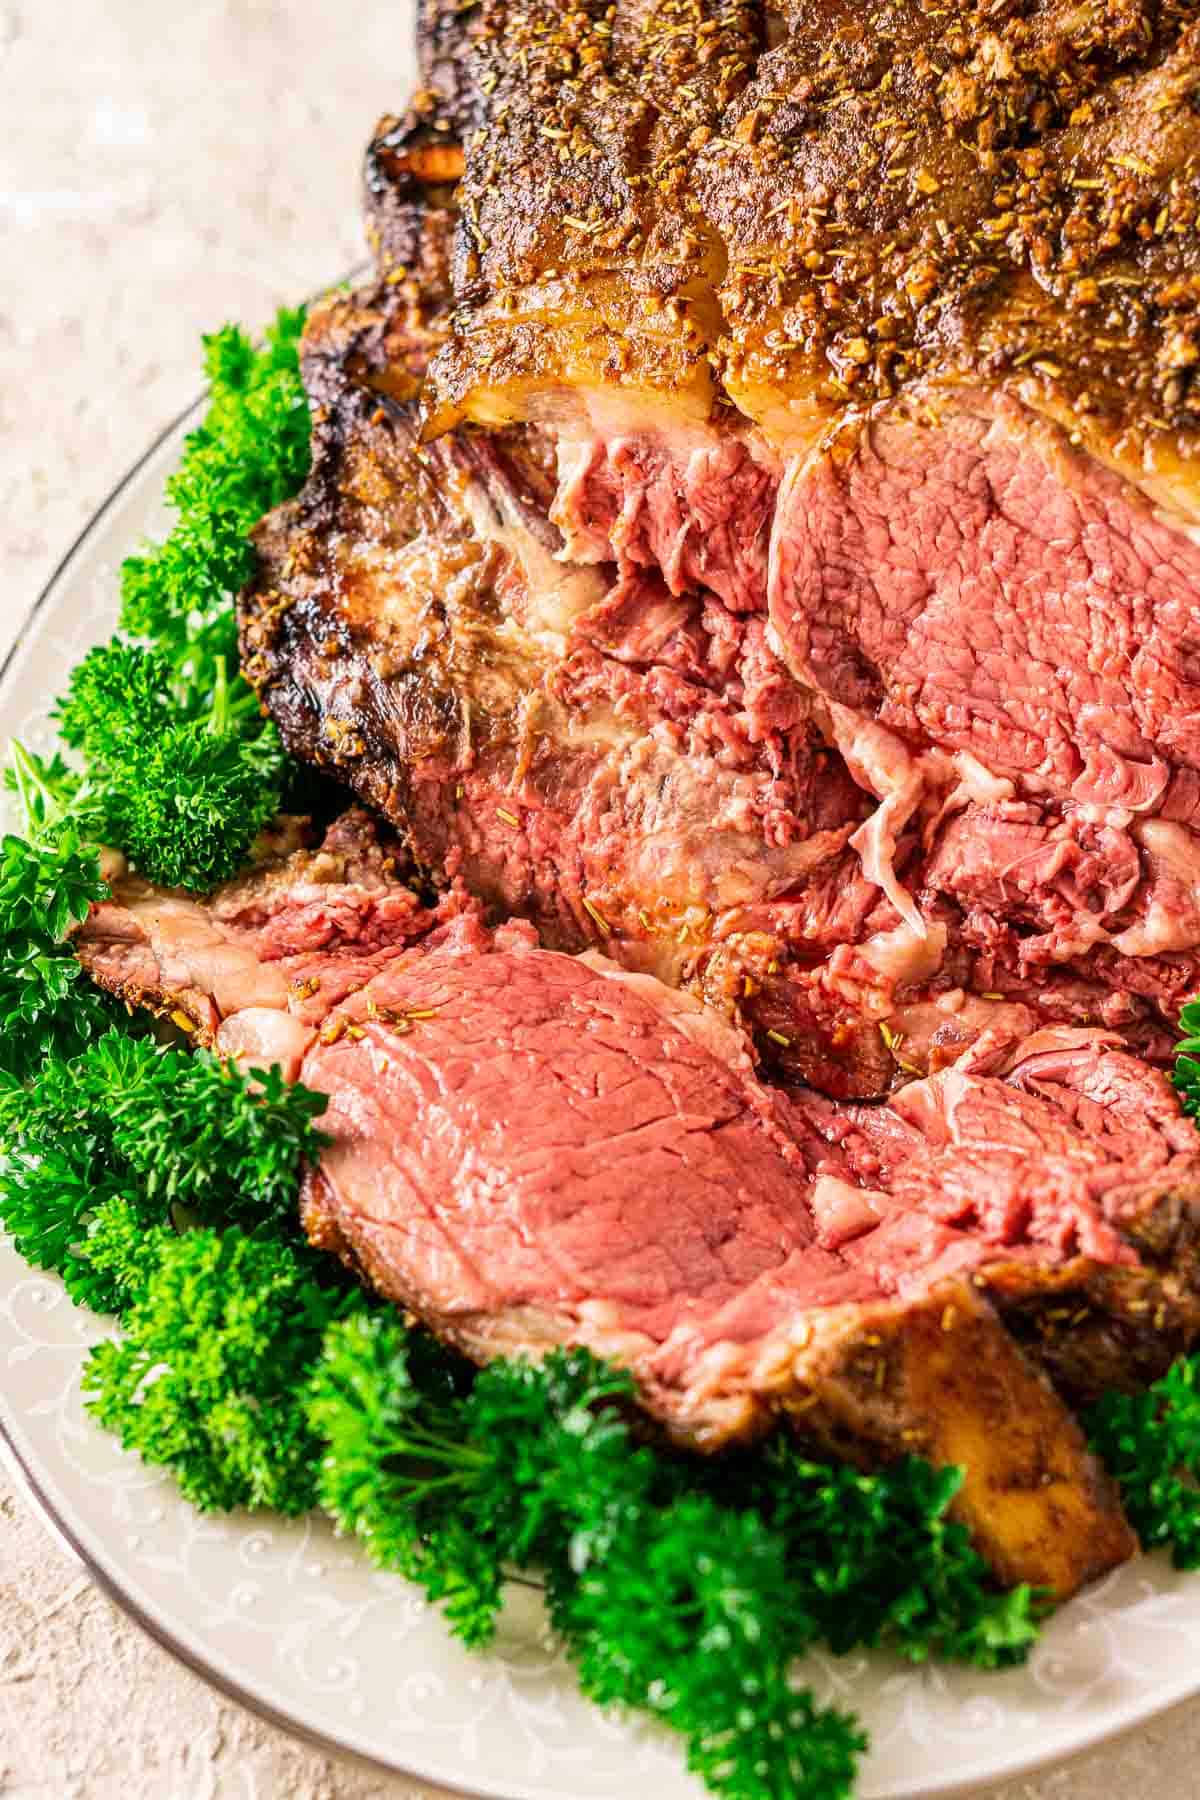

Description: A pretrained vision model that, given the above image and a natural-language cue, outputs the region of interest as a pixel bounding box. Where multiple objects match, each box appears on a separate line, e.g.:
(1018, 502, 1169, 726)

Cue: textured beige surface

(1, 3, 1199, 1796)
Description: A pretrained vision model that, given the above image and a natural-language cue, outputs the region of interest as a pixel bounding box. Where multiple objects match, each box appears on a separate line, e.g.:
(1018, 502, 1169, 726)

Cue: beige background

(2, 3, 1199, 1795)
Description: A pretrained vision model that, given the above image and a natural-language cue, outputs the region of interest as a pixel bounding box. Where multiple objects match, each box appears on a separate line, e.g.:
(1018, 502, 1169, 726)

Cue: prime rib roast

(80, 0, 1200, 1593)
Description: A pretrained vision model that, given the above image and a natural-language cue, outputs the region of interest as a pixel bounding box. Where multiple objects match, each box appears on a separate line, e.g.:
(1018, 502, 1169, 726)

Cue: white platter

(3, 399, 1200, 1800)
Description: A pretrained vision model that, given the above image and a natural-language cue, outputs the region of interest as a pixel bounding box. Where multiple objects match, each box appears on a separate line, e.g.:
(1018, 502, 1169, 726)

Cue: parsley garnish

(1173, 999, 1200, 1121)
(84, 1222, 355, 1515)
(4, 310, 308, 901)
(307, 1317, 867, 1799)
(0, 1032, 328, 1310)
(1086, 1358, 1200, 1568)
(119, 311, 310, 703)
(53, 641, 286, 890)
(712, 1441, 1044, 1669)
(0, 745, 116, 1079)
(305, 1315, 1045, 1796)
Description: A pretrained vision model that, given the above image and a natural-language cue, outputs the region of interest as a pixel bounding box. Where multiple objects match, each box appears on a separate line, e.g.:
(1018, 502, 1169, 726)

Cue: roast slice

(74, 807, 1162, 1595)
(243, 211, 914, 1101)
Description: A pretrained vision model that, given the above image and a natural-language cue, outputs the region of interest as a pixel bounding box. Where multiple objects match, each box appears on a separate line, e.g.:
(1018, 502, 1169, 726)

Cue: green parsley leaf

(1173, 999, 1200, 1121)
(716, 1441, 1044, 1669)
(0, 820, 114, 1080)
(308, 1323, 865, 1799)
(0, 1033, 328, 1308)
(83, 1225, 356, 1514)
(51, 637, 286, 892)
(118, 308, 309, 706)
(1087, 1357, 1200, 1567)
(23, 307, 311, 895)
(561, 1491, 866, 1800)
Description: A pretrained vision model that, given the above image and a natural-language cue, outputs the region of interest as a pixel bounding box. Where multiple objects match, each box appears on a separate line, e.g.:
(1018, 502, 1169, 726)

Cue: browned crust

(239, 381, 539, 841)
(98, 979, 213, 1045)
(363, 110, 461, 304)
(976, 1155, 1200, 1401)
(791, 1282, 1136, 1595)
(410, 0, 486, 139)
(419, 0, 762, 429)
(418, 0, 1200, 467)
(985, 1258, 1200, 1400)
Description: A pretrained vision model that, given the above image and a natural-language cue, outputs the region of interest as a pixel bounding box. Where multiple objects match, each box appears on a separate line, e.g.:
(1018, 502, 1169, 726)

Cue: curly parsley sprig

(305, 1308, 1059, 1799)
(1173, 999, 1200, 1121)
(0, 746, 117, 1079)
(80, 311, 307, 889)
(710, 1440, 1044, 1670)
(52, 641, 285, 890)
(1, 309, 308, 912)
(1086, 1358, 1200, 1569)
(84, 1222, 357, 1515)
(0, 1031, 328, 1310)
(118, 310, 310, 703)
(307, 1318, 867, 1800)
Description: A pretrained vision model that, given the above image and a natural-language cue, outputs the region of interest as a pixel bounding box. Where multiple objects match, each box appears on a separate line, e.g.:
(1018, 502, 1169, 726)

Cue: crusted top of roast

(421, 0, 762, 428)
(703, 0, 1200, 457)
(421, 0, 1200, 461)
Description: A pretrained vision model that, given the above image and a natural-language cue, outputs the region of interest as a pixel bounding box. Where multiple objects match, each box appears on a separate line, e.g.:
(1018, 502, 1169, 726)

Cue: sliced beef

(75, 807, 1151, 1596)
(772, 397, 1200, 807)
(298, 942, 1139, 1596)
(78, 813, 1200, 1361)
(539, 392, 1200, 1042)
